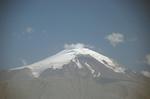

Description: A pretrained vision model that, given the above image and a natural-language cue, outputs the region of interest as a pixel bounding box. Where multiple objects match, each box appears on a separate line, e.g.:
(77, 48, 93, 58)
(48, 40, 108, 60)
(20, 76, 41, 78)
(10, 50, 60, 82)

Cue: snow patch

(72, 58, 83, 69)
(84, 62, 95, 74)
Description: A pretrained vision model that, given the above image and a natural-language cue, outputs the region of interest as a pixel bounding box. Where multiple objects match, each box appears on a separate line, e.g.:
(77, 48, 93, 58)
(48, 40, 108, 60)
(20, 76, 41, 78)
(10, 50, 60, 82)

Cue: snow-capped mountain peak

(10, 48, 125, 77)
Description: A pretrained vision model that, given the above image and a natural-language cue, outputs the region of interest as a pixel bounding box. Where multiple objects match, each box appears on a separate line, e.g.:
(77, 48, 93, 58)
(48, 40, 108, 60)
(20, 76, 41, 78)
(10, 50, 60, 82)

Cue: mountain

(0, 48, 150, 99)
(9, 48, 125, 78)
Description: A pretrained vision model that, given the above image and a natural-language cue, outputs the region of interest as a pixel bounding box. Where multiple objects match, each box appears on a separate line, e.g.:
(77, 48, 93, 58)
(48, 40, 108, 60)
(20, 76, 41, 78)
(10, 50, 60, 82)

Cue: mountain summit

(10, 48, 125, 78)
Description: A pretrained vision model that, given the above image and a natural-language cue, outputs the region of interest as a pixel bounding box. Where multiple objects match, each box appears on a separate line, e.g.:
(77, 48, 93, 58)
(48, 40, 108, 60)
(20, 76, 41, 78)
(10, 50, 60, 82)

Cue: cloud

(145, 54, 150, 65)
(105, 32, 124, 47)
(64, 43, 94, 49)
(141, 70, 150, 78)
(26, 27, 33, 33)
(21, 59, 27, 66)
(137, 54, 150, 66)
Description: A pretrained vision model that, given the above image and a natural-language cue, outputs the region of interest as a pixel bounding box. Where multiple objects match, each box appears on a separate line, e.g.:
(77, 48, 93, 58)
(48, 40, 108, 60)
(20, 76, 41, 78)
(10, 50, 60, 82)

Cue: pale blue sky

(1, 0, 150, 71)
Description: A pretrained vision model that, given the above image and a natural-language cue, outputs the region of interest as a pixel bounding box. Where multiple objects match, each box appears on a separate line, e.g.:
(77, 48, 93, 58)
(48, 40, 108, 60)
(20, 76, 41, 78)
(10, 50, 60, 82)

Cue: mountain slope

(1, 47, 150, 99)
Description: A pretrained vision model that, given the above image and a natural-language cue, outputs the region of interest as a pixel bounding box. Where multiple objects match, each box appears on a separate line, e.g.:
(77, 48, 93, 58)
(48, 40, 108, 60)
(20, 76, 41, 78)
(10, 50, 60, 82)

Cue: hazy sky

(1, 0, 150, 71)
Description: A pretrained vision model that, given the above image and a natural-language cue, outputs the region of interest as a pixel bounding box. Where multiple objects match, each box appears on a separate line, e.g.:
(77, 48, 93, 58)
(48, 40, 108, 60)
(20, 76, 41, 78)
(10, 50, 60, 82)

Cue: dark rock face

(39, 55, 125, 79)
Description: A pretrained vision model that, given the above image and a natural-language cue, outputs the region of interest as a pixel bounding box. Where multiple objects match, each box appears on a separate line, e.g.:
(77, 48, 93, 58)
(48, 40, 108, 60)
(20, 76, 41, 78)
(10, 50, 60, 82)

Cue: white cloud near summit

(64, 43, 93, 49)
(105, 32, 124, 47)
